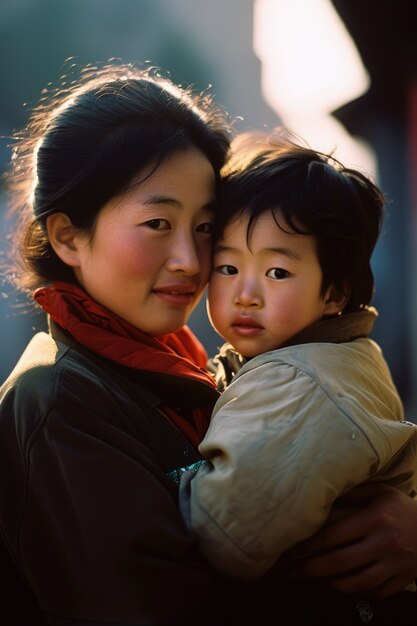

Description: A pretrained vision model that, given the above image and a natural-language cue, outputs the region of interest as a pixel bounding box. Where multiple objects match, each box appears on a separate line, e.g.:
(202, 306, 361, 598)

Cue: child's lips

(232, 316, 264, 335)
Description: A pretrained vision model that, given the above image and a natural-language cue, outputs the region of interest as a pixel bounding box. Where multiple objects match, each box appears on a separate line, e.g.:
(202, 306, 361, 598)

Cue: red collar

(34, 281, 217, 447)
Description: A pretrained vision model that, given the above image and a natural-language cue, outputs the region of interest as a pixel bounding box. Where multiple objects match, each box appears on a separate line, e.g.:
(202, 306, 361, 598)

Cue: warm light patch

(253, 0, 376, 175)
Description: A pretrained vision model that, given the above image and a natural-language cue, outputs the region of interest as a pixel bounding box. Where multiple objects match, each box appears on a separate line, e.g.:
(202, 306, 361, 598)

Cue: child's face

(208, 209, 337, 357)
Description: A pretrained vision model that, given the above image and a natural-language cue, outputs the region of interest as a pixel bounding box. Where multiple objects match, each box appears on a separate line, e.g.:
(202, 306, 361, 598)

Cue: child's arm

(180, 358, 417, 580)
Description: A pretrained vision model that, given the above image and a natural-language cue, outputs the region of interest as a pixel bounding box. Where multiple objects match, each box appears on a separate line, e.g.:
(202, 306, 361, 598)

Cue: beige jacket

(180, 312, 417, 581)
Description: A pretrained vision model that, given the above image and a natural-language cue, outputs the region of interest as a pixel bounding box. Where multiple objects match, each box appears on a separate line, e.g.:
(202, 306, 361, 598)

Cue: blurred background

(0, 0, 416, 413)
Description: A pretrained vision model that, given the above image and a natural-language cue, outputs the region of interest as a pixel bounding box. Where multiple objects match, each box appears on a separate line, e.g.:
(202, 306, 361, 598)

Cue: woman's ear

(46, 213, 82, 268)
(323, 283, 350, 316)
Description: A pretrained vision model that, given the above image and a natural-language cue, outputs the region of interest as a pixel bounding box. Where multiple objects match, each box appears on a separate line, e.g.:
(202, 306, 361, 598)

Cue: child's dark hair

(6, 61, 231, 291)
(218, 130, 385, 313)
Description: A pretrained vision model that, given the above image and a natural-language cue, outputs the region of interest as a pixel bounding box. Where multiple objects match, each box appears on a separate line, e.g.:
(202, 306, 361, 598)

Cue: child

(179, 131, 417, 586)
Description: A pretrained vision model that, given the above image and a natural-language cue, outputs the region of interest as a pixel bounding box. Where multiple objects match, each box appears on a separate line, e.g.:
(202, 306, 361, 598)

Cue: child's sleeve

(179, 359, 417, 580)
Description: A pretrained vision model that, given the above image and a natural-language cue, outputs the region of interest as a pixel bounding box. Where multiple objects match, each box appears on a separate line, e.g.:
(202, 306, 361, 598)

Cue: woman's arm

(293, 483, 417, 597)
(1, 362, 224, 626)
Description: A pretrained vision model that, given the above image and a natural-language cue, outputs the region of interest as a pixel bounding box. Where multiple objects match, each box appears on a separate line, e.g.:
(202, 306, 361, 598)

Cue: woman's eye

(266, 268, 290, 280)
(216, 264, 238, 275)
(145, 218, 170, 230)
(196, 222, 214, 235)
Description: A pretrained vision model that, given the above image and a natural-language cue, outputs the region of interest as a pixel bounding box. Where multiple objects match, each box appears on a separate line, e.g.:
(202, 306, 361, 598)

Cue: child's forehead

(222, 206, 298, 237)
(220, 208, 310, 245)
(215, 212, 319, 264)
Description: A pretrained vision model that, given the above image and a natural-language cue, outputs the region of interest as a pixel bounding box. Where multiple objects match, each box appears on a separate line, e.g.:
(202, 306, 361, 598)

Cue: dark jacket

(0, 323, 231, 626)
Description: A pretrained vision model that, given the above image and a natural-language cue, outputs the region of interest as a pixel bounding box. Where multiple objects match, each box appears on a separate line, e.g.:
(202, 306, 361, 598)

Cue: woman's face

(73, 147, 216, 335)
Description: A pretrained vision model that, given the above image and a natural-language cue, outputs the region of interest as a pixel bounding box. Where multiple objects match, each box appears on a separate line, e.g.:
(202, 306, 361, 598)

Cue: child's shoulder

(238, 337, 385, 386)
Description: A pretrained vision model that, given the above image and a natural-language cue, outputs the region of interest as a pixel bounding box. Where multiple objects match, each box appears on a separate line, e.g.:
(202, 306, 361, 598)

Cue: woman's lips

(152, 286, 196, 306)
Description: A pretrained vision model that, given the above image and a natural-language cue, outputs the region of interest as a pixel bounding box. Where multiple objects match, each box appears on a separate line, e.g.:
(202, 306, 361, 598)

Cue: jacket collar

(211, 308, 378, 390)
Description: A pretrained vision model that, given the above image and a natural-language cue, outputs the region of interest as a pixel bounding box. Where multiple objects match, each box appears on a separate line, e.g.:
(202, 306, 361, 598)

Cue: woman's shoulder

(1, 330, 108, 391)
(1, 331, 70, 395)
(1, 330, 167, 412)
(0, 331, 153, 434)
(0, 331, 188, 467)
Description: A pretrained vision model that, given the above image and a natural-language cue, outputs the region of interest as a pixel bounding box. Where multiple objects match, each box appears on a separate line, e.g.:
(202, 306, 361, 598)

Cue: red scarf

(34, 281, 218, 447)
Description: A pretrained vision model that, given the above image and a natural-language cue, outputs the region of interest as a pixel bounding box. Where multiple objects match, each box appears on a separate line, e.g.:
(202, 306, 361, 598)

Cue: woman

(0, 62, 416, 625)
(0, 62, 231, 626)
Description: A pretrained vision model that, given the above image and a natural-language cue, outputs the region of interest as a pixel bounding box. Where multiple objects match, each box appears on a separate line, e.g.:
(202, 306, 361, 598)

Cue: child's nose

(234, 282, 262, 308)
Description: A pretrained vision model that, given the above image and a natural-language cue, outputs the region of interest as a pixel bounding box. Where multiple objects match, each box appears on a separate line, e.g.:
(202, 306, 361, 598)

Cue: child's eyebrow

(264, 246, 301, 261)
(214, 244, 235, 254)
(214, 243, 301, 261)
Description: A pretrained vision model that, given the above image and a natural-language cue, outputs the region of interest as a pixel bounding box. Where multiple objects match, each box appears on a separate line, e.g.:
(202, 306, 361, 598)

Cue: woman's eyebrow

(138, 194, 217, 212)
(138, 194, 180, 206)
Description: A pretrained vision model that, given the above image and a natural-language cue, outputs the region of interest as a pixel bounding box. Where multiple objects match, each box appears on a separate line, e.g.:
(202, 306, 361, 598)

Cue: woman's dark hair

(6, 62, 231, 291)
(218, 130, 385, 313)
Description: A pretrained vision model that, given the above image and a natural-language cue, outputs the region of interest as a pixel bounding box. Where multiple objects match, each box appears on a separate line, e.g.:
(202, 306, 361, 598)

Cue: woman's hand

(292, 483, 417, 598)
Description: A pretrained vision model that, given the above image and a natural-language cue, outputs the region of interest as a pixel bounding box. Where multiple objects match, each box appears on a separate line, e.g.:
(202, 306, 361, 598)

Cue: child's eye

(196, 222, 214, 235)
(145, 218, 171, 230)
(216, 264, 238, 275)
(266, 268, 290, 280)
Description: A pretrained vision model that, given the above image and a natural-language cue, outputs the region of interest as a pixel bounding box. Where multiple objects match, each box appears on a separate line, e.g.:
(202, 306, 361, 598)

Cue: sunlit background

(1, 0, 416, 414)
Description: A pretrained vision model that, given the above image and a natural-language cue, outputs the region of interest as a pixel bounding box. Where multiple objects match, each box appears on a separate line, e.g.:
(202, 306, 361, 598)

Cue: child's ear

(46, 213, 82, 268)
(323, 283, 350, 316)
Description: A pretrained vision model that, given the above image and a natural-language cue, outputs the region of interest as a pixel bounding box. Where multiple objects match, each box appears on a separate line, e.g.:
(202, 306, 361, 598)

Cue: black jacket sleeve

(0, 345, 230, 625)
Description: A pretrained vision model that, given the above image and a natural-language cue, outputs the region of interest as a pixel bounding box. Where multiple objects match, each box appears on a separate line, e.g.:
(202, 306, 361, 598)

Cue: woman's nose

(166, 234, 200, 275)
